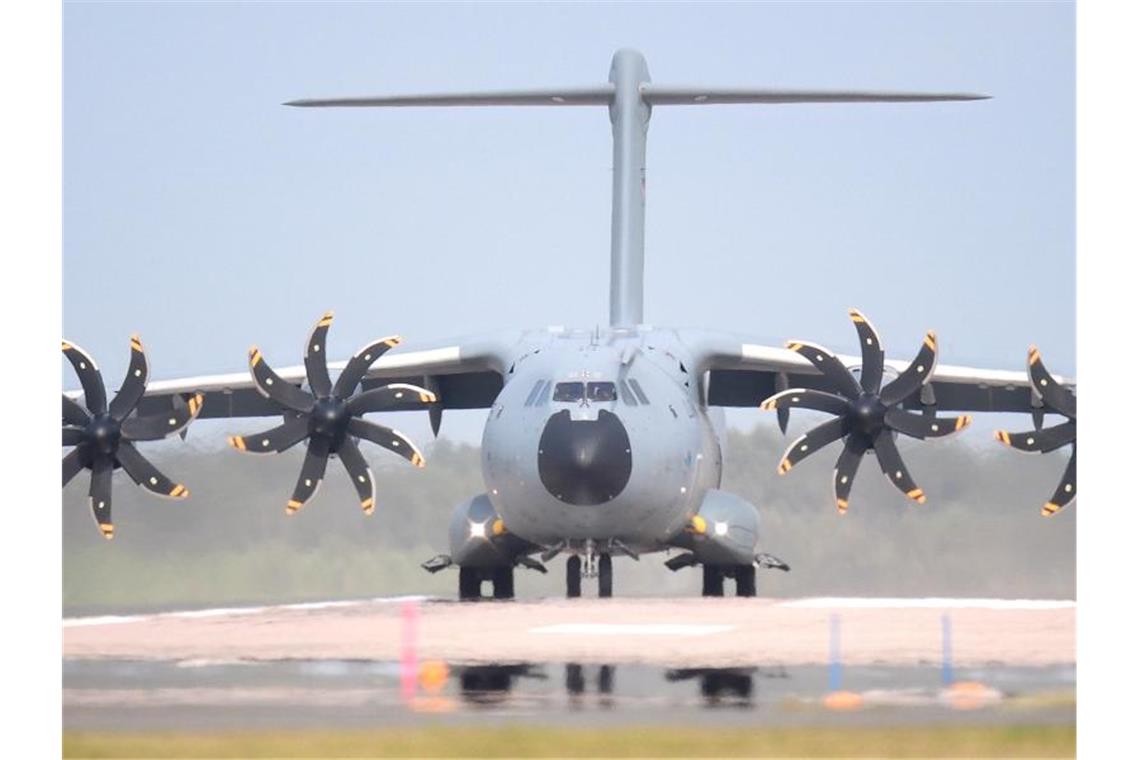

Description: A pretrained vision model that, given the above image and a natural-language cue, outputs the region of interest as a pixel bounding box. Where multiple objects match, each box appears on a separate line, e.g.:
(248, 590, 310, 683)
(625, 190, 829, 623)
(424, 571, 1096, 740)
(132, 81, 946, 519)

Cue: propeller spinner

(62, 337, 203, 539)
(228, 312, 436, 514)
(760, 309, 971, 513)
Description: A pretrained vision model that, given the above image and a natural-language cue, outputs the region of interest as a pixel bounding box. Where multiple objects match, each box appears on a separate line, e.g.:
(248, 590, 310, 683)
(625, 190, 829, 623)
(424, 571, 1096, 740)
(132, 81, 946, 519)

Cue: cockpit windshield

(552, 381, 618, 403)
(587, 382, 617, 402)
(552, 382, 585, 402)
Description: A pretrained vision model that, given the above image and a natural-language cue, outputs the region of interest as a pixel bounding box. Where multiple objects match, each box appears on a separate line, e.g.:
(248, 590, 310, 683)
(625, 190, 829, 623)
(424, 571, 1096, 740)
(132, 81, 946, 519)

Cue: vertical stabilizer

(607, 50, 652, 327)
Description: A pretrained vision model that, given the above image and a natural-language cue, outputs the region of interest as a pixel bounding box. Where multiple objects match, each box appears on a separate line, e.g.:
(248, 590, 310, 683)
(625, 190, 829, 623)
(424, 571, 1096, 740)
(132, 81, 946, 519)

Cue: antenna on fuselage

(285, 49, 988, 328)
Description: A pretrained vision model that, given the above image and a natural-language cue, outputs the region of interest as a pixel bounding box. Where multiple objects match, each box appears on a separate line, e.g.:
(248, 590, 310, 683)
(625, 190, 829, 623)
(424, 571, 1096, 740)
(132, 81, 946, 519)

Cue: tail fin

(286, 49, 988, 327)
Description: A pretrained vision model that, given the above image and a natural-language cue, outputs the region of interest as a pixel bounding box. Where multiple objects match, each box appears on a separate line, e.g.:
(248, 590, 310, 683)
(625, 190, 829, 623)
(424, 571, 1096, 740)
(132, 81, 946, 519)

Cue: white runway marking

(778, 597, 1076, 610)
(529, 623, 734, 636)
(63, 595, 430, 628)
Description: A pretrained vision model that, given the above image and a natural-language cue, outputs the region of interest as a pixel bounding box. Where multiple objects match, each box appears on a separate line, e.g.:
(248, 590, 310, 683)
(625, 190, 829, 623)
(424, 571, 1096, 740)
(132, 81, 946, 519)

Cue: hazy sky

(64, 1, 1074, 442)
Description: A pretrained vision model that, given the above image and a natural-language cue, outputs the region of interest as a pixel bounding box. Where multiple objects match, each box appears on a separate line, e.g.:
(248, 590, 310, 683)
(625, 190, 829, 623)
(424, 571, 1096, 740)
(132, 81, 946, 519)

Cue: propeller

(228, 312, 436, 514)
(995, 347, 1076, 516)
(62, 337, 203, 539)
(760, 309, 971, 513)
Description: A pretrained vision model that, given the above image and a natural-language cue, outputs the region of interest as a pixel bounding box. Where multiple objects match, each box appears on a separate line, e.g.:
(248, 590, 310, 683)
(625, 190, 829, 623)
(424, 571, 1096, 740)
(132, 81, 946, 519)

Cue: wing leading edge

(65, 333, 521, 421)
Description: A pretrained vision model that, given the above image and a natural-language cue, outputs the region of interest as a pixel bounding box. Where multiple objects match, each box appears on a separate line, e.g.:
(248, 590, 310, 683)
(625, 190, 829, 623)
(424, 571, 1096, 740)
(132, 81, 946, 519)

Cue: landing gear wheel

(598, 554, 613, 598)
(492, 566, 515, 600)
(459, 567, 482, 601)
(566, 555, 582, 598)
(702, 564, 725, 597)
(734, 565, 757, 597)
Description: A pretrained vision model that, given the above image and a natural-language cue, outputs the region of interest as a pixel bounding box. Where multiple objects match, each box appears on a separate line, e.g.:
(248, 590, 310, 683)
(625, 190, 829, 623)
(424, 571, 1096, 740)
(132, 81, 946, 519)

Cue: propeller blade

(879, 331, 938, 406)
(832, 436, 869, 514)
(304, 312, 335, 398)
(115, 441, 189, 499)
(1042, 448, 1076, 516)
(89, 456, 114, 539)
(771, 372, 790, 434)
(248, 347, 315, 413)
(108, 335, 150, 420)
(885, 408, 971, 440)
(63, 448, 84, 487)
(227, 416, 310, 454)
(872, 431, 926, 504)
(64, 395, 90, 426)
(287, 439, 330, 514)
(62, 341, 107, 415)
(346, 418, 426, 468)
(430, 405, 443, 438)
(1027, 346, 1076, 418)
(336, 437, 376, 514)
(346, 383, 437, 415)
(120, 393, 204, 441)
(63, 427, 85, 446)
(785, 341, 861, 399)
(777, 417, 848, 474)
(332, 335, 402, 398)
(995, 421, 1075, 454)
(760, 388, 849, 417)
(1032, 406, 1046, 431)
(849, 309, 885, 393)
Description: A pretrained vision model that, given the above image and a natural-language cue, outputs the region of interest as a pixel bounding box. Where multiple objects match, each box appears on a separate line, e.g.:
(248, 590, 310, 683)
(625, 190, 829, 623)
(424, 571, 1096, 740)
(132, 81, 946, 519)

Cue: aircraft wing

(65, 331, 522, 421)
(681, 329, 1074, 414)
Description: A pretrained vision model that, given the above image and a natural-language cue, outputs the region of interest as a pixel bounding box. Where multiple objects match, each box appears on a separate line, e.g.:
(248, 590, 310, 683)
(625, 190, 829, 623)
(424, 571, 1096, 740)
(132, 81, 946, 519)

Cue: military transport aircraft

(63, 49, 1075, 600)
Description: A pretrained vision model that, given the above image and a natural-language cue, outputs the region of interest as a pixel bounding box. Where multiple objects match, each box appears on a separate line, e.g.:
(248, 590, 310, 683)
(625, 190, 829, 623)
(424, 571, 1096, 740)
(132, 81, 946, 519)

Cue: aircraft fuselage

(480, 328, 725, 554)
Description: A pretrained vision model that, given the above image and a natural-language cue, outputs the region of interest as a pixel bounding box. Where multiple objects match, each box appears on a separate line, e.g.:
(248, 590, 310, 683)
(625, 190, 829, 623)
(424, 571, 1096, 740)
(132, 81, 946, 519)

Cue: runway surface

(64, 596, 1075, 667)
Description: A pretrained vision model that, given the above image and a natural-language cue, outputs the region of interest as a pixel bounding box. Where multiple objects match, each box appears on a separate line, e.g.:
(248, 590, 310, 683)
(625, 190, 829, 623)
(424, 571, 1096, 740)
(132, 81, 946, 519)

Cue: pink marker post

(400, 599, 420, 703)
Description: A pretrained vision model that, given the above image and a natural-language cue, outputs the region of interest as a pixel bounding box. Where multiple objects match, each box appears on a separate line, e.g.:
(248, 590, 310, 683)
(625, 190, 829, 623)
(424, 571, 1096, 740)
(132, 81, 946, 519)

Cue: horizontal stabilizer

(287, 85, 988, 109)
(285, 86, 614, 108)
(641, 85, 989, 105)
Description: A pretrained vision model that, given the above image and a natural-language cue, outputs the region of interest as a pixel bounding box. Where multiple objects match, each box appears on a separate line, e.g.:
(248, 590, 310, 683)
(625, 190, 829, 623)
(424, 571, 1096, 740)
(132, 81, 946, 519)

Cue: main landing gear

(566, 544, 613, 598)
(701, 564, 757, 597)
(458, 566, 515, 601)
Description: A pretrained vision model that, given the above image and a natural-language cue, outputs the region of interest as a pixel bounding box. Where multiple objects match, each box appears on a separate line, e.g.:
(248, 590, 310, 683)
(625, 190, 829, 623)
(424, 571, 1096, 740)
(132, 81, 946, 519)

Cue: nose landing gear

(565, 541, 614, 598)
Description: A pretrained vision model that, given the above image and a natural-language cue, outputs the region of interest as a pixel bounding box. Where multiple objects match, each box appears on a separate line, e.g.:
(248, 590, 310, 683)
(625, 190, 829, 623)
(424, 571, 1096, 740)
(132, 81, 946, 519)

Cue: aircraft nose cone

(538, 409, 632, 506)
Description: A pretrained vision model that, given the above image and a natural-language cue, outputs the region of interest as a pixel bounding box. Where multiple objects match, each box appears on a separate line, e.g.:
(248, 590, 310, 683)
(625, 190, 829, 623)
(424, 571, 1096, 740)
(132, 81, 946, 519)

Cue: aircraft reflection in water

(667, 668, 757, 707)
(456, 664, 546, 707)
(453, 663, 756, 710)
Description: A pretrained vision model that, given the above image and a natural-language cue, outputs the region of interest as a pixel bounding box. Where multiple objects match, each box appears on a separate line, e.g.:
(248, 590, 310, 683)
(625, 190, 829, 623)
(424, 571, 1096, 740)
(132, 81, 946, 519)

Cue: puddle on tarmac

(63, 659, 1075, 731)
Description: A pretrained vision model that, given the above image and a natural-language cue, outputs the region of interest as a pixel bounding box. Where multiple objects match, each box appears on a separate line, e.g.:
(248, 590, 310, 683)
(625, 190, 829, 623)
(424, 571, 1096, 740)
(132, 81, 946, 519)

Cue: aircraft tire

(598, 554, 613, 598)
(458, 567, 482, 601)
(567, 555, 582, 598)
(702, 564, 725, 597)
(735, 565, 757, 597)
(492, 566, 515, 599)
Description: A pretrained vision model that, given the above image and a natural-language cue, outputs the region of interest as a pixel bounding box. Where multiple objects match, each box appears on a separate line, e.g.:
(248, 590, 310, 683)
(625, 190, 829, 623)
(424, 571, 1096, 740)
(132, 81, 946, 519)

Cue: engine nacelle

(671, 489, 760, 567)
(447, 493, 519, 568)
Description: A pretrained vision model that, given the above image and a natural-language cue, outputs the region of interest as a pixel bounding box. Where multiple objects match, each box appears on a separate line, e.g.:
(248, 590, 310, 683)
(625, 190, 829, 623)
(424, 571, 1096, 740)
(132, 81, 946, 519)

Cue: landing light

(469, 520, 487, 539)
(714, 521, 729, 537)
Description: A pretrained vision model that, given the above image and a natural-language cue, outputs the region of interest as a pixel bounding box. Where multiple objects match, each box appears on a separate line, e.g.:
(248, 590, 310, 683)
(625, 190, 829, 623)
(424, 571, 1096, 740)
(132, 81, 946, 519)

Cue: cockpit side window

(628, 378, 650, 404)
(619, 379, 638, 405)
(552, 382, 585, 402)
(587, 382, 617, 402)
(524, 380, 546, 406)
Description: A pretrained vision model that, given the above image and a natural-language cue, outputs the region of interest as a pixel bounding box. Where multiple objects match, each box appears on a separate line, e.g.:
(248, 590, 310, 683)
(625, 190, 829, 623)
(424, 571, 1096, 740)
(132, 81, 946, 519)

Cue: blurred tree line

(63, 420, 1074, 613)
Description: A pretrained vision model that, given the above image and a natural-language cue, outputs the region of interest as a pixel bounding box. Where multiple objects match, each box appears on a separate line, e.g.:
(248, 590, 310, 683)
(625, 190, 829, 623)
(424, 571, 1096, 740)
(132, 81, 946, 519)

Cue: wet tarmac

(63, 658, 1075, 732)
